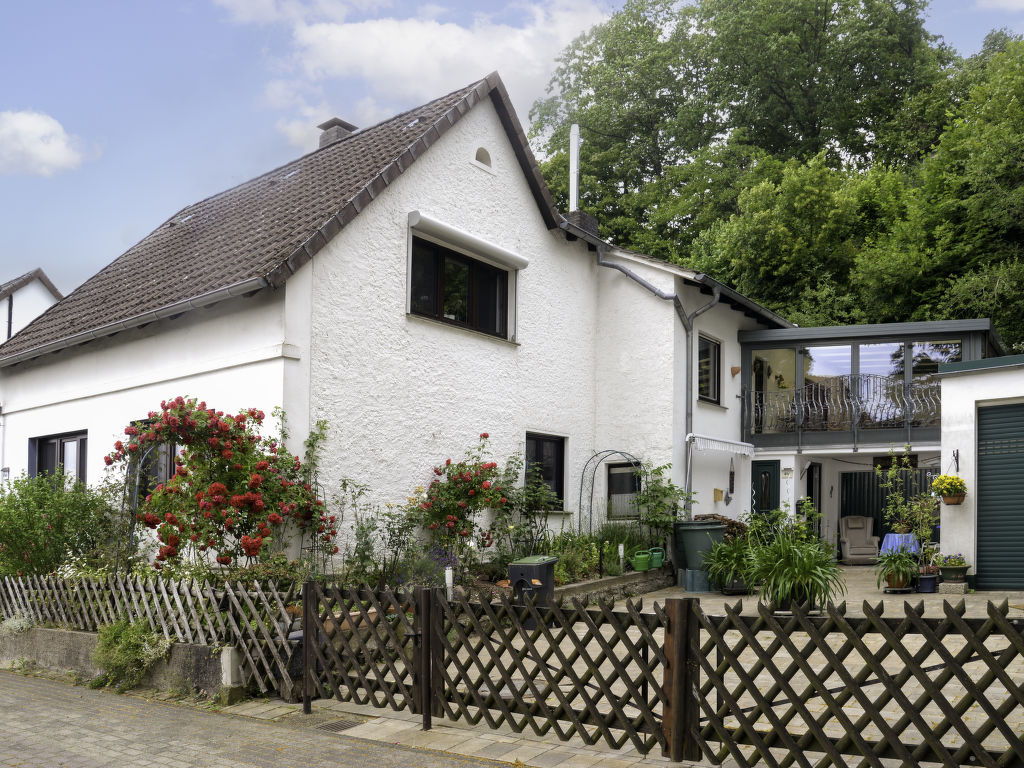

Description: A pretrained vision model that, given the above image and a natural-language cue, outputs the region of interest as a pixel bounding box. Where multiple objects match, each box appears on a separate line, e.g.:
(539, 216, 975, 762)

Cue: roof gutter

(560, 216, 721, 518)
(0, 276, 269, 369)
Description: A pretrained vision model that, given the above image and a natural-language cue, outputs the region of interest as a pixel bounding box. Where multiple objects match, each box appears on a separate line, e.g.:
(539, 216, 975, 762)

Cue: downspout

(592, 243, 720, 518)
(6, 295, 12, 340)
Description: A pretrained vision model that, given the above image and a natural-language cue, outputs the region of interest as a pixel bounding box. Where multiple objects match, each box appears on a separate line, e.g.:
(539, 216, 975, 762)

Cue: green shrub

(0, 472, 117, 577)
(91, 619, 172, 693)
(548, 532, 599, 584)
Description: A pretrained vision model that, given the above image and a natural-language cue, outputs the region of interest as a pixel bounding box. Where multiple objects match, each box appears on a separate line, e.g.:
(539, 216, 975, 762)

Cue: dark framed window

(607, 462, 641, 519)
(410, 236, 509, 338)
(31, 431, 88, 483)
(526, 432, 565, 502)
(698, 336, 721, 404)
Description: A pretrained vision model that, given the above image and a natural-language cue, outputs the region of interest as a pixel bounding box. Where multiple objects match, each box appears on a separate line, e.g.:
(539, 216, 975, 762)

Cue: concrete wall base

(0, 627, 241, 697)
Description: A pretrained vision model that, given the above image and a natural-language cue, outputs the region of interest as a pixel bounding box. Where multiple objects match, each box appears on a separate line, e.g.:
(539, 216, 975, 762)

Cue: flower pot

(885, 573, 911, 590)
(917, 574, 938, 593)
(673, 520, 726, 570)
(942, 494, 966, 505)
(940, 565, 968, 582)
(721, 577, 748, 596)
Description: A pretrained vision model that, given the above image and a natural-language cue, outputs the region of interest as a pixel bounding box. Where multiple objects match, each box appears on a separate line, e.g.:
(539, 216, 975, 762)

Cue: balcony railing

(746, 374, 940, 439)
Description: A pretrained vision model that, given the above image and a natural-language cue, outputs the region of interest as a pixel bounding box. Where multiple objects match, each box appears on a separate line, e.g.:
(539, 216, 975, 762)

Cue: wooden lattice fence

(0, 575, 299, 700)
(694, 599, 1024, 767)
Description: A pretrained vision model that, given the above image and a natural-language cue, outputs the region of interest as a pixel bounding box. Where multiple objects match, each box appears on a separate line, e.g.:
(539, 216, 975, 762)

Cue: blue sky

(2, 0, 1023, 296)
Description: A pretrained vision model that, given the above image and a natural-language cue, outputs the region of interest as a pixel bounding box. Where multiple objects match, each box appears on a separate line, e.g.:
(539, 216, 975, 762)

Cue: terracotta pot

(942, 494, 966, 505)
(886, 573, 910, 589)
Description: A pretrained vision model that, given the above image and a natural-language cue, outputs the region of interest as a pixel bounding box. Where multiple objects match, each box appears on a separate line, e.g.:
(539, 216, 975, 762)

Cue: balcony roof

(738, 318, 1006, 354)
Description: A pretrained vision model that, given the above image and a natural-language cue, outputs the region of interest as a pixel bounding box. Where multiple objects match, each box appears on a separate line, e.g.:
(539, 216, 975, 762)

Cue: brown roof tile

(0, 73, 557, 365)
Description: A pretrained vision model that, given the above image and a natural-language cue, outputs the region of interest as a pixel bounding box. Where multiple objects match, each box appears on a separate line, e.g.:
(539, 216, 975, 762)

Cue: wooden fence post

(663, 597, 699, 762)
(416, 586, 434, 730)
(302, 580, 314, 715)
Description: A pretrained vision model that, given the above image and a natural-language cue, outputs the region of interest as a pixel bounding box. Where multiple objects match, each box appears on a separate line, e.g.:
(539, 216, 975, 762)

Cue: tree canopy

(531, 0, 1024, 348)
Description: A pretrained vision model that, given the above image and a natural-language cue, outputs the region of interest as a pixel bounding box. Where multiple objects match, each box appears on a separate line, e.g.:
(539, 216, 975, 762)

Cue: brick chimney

(317, 117, 358, 148)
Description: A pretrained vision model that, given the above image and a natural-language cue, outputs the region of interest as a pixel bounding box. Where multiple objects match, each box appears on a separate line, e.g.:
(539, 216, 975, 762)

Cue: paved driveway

(0, 672, 512, 768)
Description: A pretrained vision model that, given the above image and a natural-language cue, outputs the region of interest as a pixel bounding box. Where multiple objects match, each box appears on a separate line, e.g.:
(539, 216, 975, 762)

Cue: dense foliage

(0, 472, 117, 577)
(532, 0, 1024, 347)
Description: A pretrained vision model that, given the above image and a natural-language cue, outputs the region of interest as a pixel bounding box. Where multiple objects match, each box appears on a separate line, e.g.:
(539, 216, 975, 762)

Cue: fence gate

(301, 584, 681, 757)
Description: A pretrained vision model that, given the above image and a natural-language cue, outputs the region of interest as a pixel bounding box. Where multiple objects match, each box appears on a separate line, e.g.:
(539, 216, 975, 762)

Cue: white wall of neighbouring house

(0, 291, 296, 484)
(941, 363, 1024, 569)
(7, 278, 59, 340)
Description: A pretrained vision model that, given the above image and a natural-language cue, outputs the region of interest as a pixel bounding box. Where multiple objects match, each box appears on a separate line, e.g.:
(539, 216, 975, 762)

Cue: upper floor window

(410, 236, 508, 338)
(32, 431, 87, 482)
(698, 336, 721, 404)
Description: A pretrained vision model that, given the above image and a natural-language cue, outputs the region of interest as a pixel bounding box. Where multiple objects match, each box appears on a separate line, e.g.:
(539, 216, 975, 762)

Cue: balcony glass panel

(750, 349, 796, 434)
(858, 343, 906, 429)
(910, 340, 961, 426)
(802, 345, 852, 431)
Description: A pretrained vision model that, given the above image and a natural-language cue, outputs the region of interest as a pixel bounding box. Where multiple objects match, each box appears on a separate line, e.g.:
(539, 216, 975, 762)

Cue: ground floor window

(607, 463, 641, 519)
(31, 431, 88, 482)
(525, 432, 565, 503)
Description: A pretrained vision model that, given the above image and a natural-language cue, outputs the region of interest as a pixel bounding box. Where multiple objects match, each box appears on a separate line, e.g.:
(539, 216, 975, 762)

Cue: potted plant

(703, 536, 751, 595)
(936, 552, 969, 582)
(931, 474, 967, 505)
(746, 519, 845, 611)
(874, 547, 917, 590)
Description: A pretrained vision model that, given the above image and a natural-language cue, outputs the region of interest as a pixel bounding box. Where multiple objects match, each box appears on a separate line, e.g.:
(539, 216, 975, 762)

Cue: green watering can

(648, 547, 665, 569)
(629, 547, 651, 572)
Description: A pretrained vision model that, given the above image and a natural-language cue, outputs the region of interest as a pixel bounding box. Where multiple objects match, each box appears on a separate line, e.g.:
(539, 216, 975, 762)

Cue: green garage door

(977, 403, 1024, 589)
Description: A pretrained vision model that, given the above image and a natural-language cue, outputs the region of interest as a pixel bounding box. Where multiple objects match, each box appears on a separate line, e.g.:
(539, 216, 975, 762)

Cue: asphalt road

(0, 672, 513, 768)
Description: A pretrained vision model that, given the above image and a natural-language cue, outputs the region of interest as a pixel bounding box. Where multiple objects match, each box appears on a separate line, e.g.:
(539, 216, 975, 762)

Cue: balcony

(744, 374, 941, 449)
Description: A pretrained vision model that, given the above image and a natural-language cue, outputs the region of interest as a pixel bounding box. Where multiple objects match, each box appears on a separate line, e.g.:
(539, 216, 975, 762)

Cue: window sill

(697, 399, 728, 412)
(406, 312, 520, 346)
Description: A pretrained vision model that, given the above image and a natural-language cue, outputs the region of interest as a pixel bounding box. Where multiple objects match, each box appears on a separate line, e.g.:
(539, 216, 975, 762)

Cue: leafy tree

(691, 157, 907, 314)
(854, 41, 1024, 335)
(530, 0, 713, 247)
(698, 0, 946, 164)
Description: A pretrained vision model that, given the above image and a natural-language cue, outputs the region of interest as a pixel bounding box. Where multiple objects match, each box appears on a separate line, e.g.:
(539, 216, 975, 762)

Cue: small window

(698, 336, 721, 404)
(474, 147, 491, 167)
(526, 432, 565, 502)
(607, 463, 641, 519)
(410, 236, 509, 338)
(32, 431, 88, 482)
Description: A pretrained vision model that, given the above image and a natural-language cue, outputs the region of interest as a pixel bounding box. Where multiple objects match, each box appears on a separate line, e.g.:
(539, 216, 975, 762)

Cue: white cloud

(0, 111, 83, 177)
(290, 1, 607, 123)
(240, 1, 608, 146)
(975, 0, 1024, 10)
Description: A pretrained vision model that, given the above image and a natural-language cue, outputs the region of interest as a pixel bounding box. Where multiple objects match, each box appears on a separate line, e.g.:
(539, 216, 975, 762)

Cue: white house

(0, 74, 787, 535)
(0, 269, 62, 343)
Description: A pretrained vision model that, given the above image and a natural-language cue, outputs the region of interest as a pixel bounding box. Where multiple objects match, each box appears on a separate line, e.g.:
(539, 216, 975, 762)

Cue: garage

(976, 403, 1024, 589)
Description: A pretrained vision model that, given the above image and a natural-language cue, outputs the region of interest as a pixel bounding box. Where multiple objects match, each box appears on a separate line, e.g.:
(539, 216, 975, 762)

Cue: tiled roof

(0, 269, 62, 302)
(0, 73, 557, 366)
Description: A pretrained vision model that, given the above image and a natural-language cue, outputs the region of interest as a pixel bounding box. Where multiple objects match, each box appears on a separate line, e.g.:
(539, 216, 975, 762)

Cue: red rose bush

(106, 397, 335, 571)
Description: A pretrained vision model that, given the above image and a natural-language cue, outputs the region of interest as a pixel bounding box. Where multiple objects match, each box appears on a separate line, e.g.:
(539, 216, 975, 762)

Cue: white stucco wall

(303, 98, 763, 529)
(307, 100, 602, 522)
(940, 364, 1024, 568)
(7, 279, 58, 340)
(0, 291, 294, 483)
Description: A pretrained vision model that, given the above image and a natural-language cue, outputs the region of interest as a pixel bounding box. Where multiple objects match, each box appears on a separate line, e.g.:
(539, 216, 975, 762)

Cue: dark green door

(751, 460, 780, 514)
(977, 404, 1024, 589)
